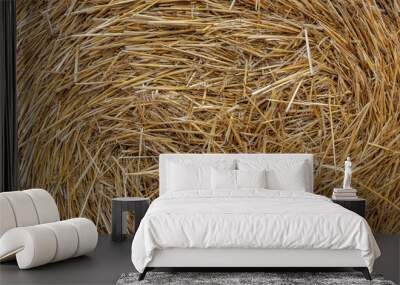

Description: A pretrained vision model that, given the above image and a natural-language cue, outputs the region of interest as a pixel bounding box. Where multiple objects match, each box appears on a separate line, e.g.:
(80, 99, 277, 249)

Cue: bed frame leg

(354, 267, 371, 280)
(138, 268, 148, 281)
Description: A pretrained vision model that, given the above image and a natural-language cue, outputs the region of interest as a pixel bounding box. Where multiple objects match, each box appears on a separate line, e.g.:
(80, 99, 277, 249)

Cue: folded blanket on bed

(131, 190, 380, 272)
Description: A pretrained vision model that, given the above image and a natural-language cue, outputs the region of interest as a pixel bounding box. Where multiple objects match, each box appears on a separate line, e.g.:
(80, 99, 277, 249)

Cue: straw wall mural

(17, 0, 400, 233)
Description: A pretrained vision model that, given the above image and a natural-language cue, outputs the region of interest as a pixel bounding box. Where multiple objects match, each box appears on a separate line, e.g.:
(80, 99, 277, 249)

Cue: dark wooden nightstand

(112, 197, 150, 242)
(332, 198, 366, 217)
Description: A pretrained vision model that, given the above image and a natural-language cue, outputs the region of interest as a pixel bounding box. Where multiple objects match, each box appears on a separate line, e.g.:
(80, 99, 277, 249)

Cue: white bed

(131, 154, 380, 280)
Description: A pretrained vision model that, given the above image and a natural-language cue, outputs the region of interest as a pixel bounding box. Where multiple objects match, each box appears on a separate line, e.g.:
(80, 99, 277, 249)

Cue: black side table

(332, 198, 366, 218)
(112, 197, 150, 242)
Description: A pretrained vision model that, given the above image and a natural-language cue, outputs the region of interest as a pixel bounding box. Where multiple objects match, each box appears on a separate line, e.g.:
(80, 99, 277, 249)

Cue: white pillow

(238, 159, 309, 191)
(167, 159, 236, 192)
(211, 168, 236, 190)
(211, 169, 267, 190)
(168, 163, 211, 191)
(236, 169, 267, 189)
(266, 168, 307, 191)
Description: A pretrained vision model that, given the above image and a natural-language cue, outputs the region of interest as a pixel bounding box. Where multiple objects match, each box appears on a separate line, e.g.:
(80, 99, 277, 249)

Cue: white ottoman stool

(0, 189, 98, 269)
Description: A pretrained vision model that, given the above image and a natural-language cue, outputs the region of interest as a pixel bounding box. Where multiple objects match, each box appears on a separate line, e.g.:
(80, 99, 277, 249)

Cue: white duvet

(131, 190, 380, 272)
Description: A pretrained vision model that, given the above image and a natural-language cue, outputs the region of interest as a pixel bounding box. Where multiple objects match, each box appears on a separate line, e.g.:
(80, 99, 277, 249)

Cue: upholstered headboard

(159, 153, 314, 195)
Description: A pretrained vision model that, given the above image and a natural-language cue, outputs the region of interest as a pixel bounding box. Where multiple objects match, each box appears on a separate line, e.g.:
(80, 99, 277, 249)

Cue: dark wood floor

(0, 234, 398, 285)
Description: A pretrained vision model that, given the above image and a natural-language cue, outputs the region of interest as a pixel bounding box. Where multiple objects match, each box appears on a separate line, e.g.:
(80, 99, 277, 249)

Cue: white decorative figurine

(343, 157, 352, 189)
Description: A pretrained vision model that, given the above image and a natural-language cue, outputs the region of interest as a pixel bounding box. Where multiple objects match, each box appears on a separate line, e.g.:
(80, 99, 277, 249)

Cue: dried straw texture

(16, 0, 400, 233)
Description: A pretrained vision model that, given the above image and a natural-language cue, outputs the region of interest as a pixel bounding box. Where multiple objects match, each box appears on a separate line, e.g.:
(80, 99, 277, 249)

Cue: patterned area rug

(116, 272, 395, 285)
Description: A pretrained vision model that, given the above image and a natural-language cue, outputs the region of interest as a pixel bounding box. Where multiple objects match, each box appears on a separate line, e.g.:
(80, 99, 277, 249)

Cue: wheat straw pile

(16, 0, 400, 233)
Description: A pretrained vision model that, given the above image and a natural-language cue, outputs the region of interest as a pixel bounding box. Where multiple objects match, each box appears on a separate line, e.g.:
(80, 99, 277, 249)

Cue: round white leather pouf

(65, 218, 98, 257)
(0, 190, 98, 269)
(0, 192, 39, 227)
(0, 196, 16, 237)
(24, 189, 60, 224)
(42, 221, 79, 262)
(0, 226, 57, 269)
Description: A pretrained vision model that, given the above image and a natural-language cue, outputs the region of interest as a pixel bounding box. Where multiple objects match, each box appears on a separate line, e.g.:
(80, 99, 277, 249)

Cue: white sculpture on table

(343, 157, 352, 189)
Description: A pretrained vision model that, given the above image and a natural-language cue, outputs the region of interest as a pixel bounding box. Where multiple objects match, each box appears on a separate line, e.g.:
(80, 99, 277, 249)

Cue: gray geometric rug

(116, 272, 396, 285)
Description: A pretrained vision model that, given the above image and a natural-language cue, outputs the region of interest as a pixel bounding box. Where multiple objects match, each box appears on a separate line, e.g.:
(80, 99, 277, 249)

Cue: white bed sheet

(131, 190, 380, 273)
